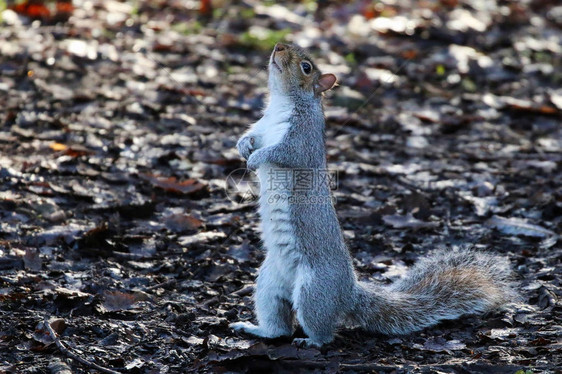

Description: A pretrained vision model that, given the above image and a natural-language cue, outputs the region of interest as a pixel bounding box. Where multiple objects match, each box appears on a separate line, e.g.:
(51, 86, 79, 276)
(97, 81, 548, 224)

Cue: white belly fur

(257, 164, 299, 294)
(253, 94, 298, 293)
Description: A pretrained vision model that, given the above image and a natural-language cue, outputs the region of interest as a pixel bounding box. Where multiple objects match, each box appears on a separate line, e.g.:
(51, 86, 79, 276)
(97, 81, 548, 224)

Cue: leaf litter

(0, 0, 561, 373)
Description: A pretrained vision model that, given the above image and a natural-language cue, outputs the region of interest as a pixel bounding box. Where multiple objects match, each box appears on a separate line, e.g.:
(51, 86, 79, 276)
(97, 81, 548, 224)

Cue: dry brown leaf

(144, 174, 208, 195)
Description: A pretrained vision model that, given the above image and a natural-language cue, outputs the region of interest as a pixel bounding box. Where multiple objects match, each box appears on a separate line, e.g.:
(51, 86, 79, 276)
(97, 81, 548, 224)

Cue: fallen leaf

(144, 174, 208, 196)
(33, 319, 66, 345)
(13, 1, 50, 19)
(49, 143, 68, 152)
(49, 143, 93, 157)
(382, 213, 439, 230)
(48, 358, 72, 374)
(178, 231, 227, 246)
(164, 212, 204, 233)
(23, 248, 42, 271)
(413, 337, 466, 353)
(100, 291, 145, 312)
(486, 215, 556, 238)
(125, 358, 145, 370)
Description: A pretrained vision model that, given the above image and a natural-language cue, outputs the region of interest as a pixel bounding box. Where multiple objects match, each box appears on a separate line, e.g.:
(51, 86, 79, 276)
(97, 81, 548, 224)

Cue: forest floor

(0, 0, 561, 373)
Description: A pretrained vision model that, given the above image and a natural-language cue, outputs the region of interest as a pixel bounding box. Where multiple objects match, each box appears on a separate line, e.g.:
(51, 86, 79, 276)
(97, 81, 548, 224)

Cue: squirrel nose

(274, 43, 286, 52)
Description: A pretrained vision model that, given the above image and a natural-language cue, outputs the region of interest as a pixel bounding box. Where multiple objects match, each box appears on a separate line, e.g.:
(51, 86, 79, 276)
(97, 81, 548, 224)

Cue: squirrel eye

(301, 61, 312, 75)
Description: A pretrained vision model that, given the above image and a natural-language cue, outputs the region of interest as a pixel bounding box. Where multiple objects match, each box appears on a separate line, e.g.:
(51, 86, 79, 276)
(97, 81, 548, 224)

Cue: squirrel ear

(316, 74, 337, 94)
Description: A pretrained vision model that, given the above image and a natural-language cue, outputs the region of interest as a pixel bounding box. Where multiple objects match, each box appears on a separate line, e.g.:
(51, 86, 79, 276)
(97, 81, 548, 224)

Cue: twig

(339, 363, 401, 372)
(143, 279, 177, 291)
(44, 318, 121, 374)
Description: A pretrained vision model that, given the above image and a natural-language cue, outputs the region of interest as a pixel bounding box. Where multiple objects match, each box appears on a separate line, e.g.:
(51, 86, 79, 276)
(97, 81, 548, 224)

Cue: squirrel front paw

(246, 149, 266, 171)
(237, 136, 256, 160)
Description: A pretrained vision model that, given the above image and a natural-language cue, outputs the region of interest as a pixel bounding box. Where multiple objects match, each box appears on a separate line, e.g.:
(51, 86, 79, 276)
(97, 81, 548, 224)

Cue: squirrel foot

(292, 338, 322, 349)
(229, 321, 291, 339)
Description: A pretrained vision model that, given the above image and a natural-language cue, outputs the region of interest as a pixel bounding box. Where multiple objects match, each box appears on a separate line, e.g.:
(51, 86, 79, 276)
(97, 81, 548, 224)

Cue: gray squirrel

(230, 43, 516, 348)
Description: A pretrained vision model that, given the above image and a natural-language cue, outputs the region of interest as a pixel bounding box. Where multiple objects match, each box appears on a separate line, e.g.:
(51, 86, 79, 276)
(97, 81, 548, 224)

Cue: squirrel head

(268, 43, 337, 100)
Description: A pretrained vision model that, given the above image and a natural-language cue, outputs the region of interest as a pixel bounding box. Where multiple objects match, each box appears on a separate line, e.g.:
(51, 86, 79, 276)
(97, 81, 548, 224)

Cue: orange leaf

(12, 1, 52, 19)
(165, 213, 204, 232)
(64, 146, 91, 157)
(145, 174, 208, 195)
(363, 8, 376, 20)
(184, 89, 207, 97)
(56, 1, 74, 13)
(200, 0, 212, 15)
(401, 50, 419, 59)
(26, 4, 50, 18)
(49, 142, 68, 152)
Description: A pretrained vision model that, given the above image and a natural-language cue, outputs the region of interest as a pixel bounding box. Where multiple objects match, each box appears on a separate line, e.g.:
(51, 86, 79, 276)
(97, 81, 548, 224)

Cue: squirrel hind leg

(294, 309, 335, 348)
(293, 284, 338, 348)
(255, 297, 295, 338)
(230, 289, 294, 339)
(253, 271, 296, 337)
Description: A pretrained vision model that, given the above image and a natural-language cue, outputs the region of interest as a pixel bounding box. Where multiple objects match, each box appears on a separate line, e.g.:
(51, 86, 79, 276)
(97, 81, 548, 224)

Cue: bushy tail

(349, 249, 517, 335)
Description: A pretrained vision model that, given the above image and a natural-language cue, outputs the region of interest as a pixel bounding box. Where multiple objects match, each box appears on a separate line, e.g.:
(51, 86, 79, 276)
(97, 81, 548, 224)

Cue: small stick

(44, 318, 121, 374)
(143, 279, 177, 291)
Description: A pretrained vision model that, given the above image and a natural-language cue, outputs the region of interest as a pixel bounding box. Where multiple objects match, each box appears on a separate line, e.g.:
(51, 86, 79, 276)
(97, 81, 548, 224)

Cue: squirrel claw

(237, 136, 255, 160)
(230, 322, 292, 339)
(292, 338, 322, 349)
(229, 321, 255, 333)
(246, 160, 258, 171)
(246, 150, 262, 171)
